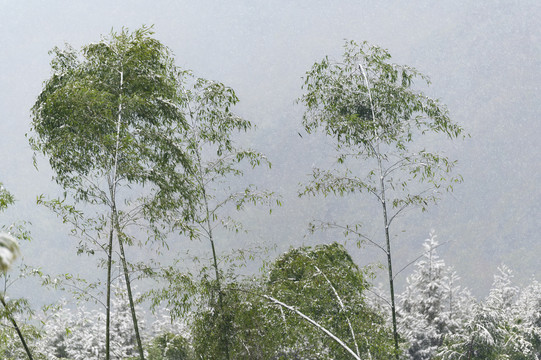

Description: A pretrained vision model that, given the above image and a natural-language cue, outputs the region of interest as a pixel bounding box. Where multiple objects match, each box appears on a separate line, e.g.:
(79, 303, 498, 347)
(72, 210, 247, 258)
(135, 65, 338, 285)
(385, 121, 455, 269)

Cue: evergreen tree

(399, 232, 472, 359)
(37, 281, 145, 359)
(513, 279, 541, 357)
(438, 265, 533, 359)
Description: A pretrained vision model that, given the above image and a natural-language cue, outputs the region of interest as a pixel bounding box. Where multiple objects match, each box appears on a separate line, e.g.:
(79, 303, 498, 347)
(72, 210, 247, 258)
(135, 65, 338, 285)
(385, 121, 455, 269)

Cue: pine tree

(399, 232, 471, 359)
(438, 265, 534, 359)
(513, 279, 541, 357)
(38, 281, 145, 360)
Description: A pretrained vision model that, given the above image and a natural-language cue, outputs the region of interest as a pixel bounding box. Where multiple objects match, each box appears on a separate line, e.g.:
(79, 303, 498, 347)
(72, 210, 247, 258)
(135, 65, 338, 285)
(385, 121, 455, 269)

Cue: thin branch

(0, 295, 34, 360)
(120, 204, 146, 228)
(387, 186, 438, 226)
(61, 281, 106, 308)
(263, 294, 362, 360)
(393, 240, 451, 280)
(80, 174, 111, 206)
(364, 287, 392, 308)
(315, 265, 361, 358)
(387, 202, 411, 227)
(382, 157, 411, 178)
(311, 220, 387, 254)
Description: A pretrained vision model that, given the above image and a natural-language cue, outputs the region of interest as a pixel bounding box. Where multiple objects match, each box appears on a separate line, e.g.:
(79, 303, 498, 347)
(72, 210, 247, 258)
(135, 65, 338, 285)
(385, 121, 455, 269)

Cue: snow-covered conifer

(399, 232, 471, 359)
(511, 278, 541, 357)
(438, 265, 536, 359)
(37, 281, 145, 359)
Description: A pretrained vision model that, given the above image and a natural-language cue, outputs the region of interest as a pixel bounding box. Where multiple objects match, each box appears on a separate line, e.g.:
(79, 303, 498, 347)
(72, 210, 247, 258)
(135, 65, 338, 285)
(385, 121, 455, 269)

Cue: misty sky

(1, 1, 540, 297)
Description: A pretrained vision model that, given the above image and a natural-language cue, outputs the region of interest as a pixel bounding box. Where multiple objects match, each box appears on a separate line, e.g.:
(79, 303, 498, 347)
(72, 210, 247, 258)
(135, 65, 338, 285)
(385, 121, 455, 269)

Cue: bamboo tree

(167, 74, 274, 359)
(30, 26, 196, 359)
(186, 242, 393, 358)
(299, 40, 465, 358)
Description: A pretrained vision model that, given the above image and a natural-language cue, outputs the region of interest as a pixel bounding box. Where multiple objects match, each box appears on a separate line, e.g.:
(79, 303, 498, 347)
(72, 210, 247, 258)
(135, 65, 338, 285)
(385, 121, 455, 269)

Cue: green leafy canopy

(30, 26, 195, 217)
(301, 40, 464, 149)
(299, 40, 466, 211)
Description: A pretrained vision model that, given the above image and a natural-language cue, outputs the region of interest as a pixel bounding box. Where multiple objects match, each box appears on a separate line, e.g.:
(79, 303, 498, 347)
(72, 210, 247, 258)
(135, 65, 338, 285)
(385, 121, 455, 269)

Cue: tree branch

(263, 294, 362, 360)
(315, 265, 361, 358)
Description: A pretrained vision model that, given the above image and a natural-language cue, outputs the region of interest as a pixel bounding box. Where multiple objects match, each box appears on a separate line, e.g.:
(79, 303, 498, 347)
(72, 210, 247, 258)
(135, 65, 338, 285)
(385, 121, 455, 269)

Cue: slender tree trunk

(203, 188, 222, 298)
(116, 228, 146, 360)
(202, 176, 231, 360)
(1, 296, 34, 360)
(191, 127, 231, 360)
(380, 172, 400, 359)
(105, 67, 124, 360)
(360, 62, 400, 358)
(105, 224, 114, 360)
(186, 93, 231, 358)
(109, 67, 145, 359)
(208, 229, 231, 360)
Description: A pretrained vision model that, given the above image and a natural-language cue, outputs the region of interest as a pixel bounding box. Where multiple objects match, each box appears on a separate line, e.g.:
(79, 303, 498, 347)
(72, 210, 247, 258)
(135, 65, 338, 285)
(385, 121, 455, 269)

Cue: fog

(1, 1, 540, 300)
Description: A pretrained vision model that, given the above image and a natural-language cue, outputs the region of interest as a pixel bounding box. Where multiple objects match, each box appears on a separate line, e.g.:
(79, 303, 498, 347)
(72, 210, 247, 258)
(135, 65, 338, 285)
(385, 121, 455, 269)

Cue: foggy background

(1, 0, 540, 302)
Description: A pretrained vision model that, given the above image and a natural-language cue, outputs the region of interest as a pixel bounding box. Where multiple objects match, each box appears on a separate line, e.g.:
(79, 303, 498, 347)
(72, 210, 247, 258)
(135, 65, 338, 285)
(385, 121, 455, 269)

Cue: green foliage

(299, 40, 465, 210)
(266, 243, 395, 359)
(149, 53, 276, 360)
(30, 25, 196, 224)
(145, 264, 198, 323)
(188, 243, 395, 359)
(299, 40, 466, 357)
(0, 183, 15, 212)
(29, 26, 205, 360)
(0, 183, 39, 360)
(31, 25, 275, 360)
(181, 70, 276, 240)
(147, 332, 192, 360)
(0, 184, 24, 273)
(190, 279, 270, 360)
(301, 40, 463, 144)
(0, 316, 42, 360)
